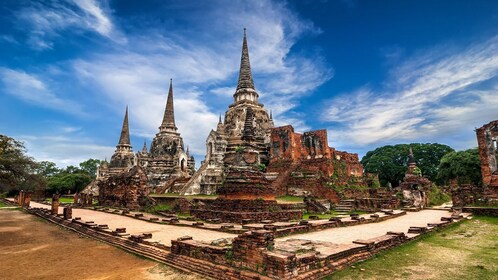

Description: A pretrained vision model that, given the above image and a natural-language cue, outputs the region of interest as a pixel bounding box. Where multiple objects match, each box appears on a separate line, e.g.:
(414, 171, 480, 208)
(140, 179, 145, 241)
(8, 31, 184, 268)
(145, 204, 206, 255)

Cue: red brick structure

(476, 120, 498, 200)
(98, 166, 155, 210)
(51, 193, 59, 215)
(267, 125, 365, 202)
(398, 148, 431, 209)
(191, 147, 303, 223)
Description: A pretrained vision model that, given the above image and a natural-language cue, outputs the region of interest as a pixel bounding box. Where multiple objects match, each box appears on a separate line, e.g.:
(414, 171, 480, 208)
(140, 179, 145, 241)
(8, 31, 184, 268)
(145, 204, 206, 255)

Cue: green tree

(79, 158, 102, 178)
(0, 135, 44, 194)
(437, 148, 482, 186)
(35, 161, 60, 177)
(361, 143, 454, 187)
(46, 173, 92, 194)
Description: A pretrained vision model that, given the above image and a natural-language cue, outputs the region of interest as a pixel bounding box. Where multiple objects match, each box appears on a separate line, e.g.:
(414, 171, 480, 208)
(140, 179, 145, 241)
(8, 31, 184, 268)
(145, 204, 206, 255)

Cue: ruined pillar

(51, 193, 60, 215)
(73, 192, 79, 205)
(18, 190, 25, 206)
(80, 193, 87, 206)
(232, 230, 275, 270)
(23, 192, 31, 208)
(87, 194, 93, 206)
(63, 205, 72, 219)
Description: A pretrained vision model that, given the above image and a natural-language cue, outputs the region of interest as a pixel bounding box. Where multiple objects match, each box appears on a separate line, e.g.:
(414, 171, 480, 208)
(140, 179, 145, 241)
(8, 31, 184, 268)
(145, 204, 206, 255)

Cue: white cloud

(322, 35, 498, 152)
(69, 0, 332, 161)
(20, 134, 114, 168)
(0, 68, 84, 115)
(15, 0, 124, 50)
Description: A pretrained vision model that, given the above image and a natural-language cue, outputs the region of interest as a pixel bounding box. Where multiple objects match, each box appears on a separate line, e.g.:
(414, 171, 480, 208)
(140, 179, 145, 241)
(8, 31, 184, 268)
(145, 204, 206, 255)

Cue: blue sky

(1, 0, 498, 167)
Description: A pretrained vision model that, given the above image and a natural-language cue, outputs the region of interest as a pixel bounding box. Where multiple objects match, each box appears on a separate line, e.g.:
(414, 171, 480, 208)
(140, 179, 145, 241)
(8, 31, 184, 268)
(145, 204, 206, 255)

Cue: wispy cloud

(0, 68, 84, 115)
(71, 0, 331, 159)
(20, 134, 114, 167)
(15, 0, 124, 50)
(322, 35, 498, 152)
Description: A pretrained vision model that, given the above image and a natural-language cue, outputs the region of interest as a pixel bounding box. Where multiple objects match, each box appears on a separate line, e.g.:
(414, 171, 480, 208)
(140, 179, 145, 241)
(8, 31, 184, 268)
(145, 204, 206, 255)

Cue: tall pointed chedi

(143, 78, 195, 192)
(159, 79, 178, 133)
(109, 106, 135, 169)
(233, 28, 258, 103)
(224, 29, 273, 151)
(180, 29, 273, 195)
(117, 106, 131, 148)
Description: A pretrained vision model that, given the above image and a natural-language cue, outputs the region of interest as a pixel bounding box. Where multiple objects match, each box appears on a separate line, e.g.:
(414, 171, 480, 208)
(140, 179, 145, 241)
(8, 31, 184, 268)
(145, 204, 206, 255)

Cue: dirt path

(279, 210, 453, 243)
(28, 201, 235, 246)
(0, 209, 205, 280)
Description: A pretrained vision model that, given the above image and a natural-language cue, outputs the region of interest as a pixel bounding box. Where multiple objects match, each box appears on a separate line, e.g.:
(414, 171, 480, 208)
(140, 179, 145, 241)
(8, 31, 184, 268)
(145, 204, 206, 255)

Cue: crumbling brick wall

(98, 166, 154, 210)
(476, 120, 498, 199)
(268, 125, 366, 201)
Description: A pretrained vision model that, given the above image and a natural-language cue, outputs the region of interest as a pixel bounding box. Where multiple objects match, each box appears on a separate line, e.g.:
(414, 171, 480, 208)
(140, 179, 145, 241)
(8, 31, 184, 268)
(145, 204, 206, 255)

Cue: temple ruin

(85, 79, 195, 206)
(398, 148, 431, 209)
(476, 120, 498, 201)
(181, 29, 365, 201)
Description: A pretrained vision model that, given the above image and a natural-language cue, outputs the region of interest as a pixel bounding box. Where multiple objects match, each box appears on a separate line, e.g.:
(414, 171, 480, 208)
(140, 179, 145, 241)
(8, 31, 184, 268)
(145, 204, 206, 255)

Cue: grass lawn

(48, 197, 74, 203)
(150, 193, 218, 200)
(328, 216, 498, 280)
(276, 195, 304, 203)
(302, 210, 368, 220)
(144, 203, 173, 213)
(0, 201, 9, 208)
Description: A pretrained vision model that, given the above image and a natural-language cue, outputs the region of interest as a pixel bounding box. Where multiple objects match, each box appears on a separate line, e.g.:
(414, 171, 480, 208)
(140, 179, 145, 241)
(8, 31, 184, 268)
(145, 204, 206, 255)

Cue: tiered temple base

(191, 199, 302, 223)
(192, 167, 303, 223)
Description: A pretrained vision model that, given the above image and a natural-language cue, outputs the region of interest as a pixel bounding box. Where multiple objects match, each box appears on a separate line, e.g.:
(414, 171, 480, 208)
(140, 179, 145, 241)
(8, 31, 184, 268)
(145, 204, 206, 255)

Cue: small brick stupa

(399, 148, 431, 209)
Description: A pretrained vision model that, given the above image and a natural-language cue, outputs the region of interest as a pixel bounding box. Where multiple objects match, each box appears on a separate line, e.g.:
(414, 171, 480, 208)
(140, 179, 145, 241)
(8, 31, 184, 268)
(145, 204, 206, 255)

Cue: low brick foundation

(462, 207, 498, 217)
(13, 199, 469, 280)
(191, 208, 303, 224)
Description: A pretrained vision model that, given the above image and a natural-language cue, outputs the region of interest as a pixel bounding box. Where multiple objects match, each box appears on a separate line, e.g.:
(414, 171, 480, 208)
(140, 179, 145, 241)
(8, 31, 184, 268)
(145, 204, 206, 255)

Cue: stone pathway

(24, 201, 458, 247)
(279, 209, 455, 244)
(28, 201, 235, 246)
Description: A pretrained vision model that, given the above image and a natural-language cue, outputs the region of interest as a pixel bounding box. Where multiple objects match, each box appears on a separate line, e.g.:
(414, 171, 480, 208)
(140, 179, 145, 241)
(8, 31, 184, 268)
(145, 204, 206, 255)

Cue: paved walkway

(28, 201, 235, 246)
(279, 209, 453, 244)
(23, 201, 457, 246)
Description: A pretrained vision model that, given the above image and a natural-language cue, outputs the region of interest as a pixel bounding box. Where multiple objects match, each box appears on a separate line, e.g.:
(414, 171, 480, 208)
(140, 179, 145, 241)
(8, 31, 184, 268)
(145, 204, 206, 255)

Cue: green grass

(276, 195, 304, 203)
(302, 211, 367, 220)
(427, 185, 451, 206)
(49, 197, 74, 203)
(144, 203, 174, 213)
(149, 193, 218, 200)
(0, 201, 9, 208)
(327, 216, 498, 280)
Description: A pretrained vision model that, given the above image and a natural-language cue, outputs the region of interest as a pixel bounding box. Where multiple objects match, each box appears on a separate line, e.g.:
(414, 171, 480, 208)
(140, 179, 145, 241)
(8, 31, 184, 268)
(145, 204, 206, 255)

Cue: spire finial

(234, 28, 257, 102)
(118, 106, 131, 147)
(142, 139, 147, 153)
(270, 110, 273, 120)
(218, 114, 222, 124)
(408, 147, 416, 165)
(159, 78, 178, 132)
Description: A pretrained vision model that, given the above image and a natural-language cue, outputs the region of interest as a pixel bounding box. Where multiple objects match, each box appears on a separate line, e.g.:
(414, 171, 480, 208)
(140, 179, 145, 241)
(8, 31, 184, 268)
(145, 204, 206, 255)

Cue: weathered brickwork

(398, 149, 431, 209)
(267, 125, 366, 202)
(98, 166, 155, 210)
(476, 120, 498, 200)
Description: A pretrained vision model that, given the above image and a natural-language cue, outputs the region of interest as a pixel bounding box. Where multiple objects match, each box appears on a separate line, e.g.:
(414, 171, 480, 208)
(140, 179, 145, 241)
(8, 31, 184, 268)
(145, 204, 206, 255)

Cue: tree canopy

(0, 134, 43, 193)
(0, 134, 102, 196)
(79, 158, 103, 179)
(361, 143, 454, 187)
(437, 148, 482, 187)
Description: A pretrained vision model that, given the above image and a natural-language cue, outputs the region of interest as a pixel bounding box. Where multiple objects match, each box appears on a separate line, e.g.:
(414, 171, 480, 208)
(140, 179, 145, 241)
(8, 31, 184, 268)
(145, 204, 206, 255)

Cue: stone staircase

(335, 199, 355, 214)
(304, 196, 329, 213)
(265, 162, 300, 196)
